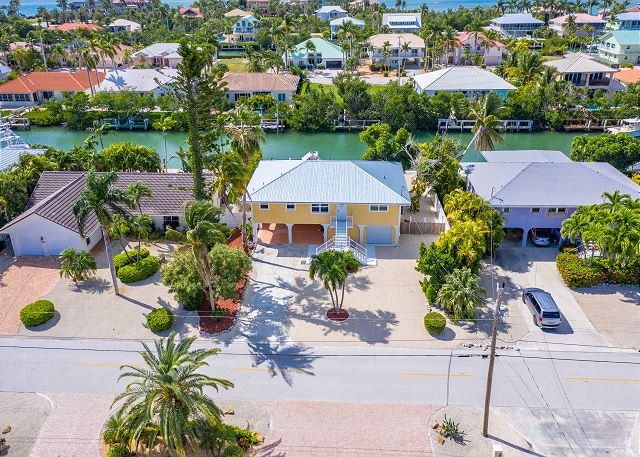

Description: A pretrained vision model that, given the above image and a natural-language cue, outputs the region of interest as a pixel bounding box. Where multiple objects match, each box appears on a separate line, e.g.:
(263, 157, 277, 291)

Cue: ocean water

(4, 0, 496, 17)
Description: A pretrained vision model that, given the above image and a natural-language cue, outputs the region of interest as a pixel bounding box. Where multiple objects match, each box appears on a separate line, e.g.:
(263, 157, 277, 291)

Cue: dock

(5, 118, 30, 129)
(438, 118, 533, 133)
(100, 117, 150, 130)
(333, 119, 380, 131)
(562, 119, 622, 132)
(260, 119, 285, 132)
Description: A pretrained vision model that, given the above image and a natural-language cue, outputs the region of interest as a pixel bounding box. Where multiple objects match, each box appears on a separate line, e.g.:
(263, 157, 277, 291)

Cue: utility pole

(482, 280, 505, 437)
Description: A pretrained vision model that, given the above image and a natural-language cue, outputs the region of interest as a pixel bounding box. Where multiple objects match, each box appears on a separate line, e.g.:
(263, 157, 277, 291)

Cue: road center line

(566, 377, 640, 383)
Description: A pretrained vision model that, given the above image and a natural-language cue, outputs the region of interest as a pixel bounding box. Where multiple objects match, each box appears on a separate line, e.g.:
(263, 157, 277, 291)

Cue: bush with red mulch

(327, 308, 349, 322)
(198, 279, 247, 334)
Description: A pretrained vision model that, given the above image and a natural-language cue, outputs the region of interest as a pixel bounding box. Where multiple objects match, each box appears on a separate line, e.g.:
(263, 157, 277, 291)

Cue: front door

(336, 203, 347, 220)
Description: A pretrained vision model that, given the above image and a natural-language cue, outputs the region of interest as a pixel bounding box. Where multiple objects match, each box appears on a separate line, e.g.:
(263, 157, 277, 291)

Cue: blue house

(489, 13, 544, 38)
(461, 155, 640, 247)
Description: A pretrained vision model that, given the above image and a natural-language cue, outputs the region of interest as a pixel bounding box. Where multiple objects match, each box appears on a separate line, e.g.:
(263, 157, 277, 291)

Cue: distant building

(0, 70, 105, 108)
(381, 13, 421, 33)
(110, 0, 149, 9)
(613, 68, 640, 86)
(132, 43, 181, 69)
(315, 5, 347, 21)
(544, 53, 619, 94)
(447, 32, 505, 66)
(222, 73, 300, 104)
(549, 13, 606, 36)
(597, 30, 640, 67)
(179, 6, 203, 18)
(224, 8, 251, 17)
(231, 15, 258, 43)
(367, 33, 425, 69)
(97, 68, 177, 96)
(413, 67, 516, 98)
(246, 0, 270, 13)
(50, 22, 102, 32)
(0, 63, 11, 80)
(330, 16, 365, 39)
(489, 13, 544, 38)
(611, 11, 640, 30)
(286, 38, 345, 69)
(108, 19, 141, 32)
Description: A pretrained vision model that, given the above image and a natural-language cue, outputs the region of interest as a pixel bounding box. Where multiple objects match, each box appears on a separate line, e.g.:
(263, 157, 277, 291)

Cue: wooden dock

(100, 117, 150, 130)
(562, 119, 622, 132)
(5, 118, 30, 129)
(438, 118, 533, 132)
(260, 119, 285, 132)
(333, 119, 380, 131)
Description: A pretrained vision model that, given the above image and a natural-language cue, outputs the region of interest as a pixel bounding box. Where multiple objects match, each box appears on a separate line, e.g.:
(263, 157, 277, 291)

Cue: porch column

(286, 223, 293, 244)
(521, 228, 529, 248)
(252, 223, 259, 241)
(358, 225, 366, 244)
(322, 224, 329, 242)
(394, 225, 400, 247)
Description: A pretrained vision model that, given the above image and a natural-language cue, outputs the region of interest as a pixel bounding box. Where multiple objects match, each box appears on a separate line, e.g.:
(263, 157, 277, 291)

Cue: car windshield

(536, 230, 550, 237)
(543, 311, 560, 319)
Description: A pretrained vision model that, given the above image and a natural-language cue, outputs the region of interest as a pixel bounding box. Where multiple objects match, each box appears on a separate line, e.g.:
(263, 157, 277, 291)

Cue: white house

(286, 38, 345, 69)
(543, 53, 619, 94)
(108, 19, 142, 32)
(367, 33, 425, 69)
(330, 16, 365, 39)
(461, 159, 640, 247)
(489, 13, 544, 38)
(97, 68, 178, 96)
(0, 172, 205, 256)
(549, 13, 606, 36)
(0, 63, 11, 80)
(448, 32, 505, 66)
(132, 43, 182, 69)
(381, 13, 421, 33)
(413, 66, 516, 97)
(611, 11, 640, 30)
(231, 15, 258, 42)
(315, 5, 347, 21)
(221, 73, 300, 104)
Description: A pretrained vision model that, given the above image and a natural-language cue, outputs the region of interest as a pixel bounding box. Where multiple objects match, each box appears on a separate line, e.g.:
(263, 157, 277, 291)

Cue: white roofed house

(611, 11, 640, 30)
(367, 33, 425, 69)
(543, 53, 619, 94)
(382, 13, 422, 33)
(413, 66, 516, 98)
(231, 15, 258, 43)
(549, 13, 606, 36)
(97, 68, 178, 96)
(108, 19, 142, 33)
(221, 73, 300, 104)
(132, 43, 182, 69)
(489, 13, 544, 38)
(447, 32, 505, 66)
(330, 16, 365, 39)
(461, 159, 640, 247)
(286, 38, 345, 69)
(316, 5, 347, 21)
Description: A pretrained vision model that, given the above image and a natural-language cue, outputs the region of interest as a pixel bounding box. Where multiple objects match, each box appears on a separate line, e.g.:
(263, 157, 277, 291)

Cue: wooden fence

(400, 221, 446, 235)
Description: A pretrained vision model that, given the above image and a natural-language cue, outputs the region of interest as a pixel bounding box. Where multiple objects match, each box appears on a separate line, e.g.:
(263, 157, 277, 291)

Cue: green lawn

(218, 58, 250, 73)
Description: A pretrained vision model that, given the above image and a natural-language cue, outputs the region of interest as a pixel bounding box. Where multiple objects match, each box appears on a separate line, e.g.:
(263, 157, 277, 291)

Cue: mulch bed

(198, 279, 246, 334)
(326, 308, 349, 322)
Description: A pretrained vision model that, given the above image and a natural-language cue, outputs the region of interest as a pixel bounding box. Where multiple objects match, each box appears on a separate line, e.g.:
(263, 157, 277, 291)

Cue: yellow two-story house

(247, 159, 410, 249)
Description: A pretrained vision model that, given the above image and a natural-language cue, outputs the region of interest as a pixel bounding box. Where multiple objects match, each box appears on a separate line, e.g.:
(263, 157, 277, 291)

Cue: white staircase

(315, 214, 368, 264)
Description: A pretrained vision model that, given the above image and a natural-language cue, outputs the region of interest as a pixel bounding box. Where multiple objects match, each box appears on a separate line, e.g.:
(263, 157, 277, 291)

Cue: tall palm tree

(304, 39, 316, 69)
(110, 333, 233, 456)
(183, 200, 228, 312)
(152, 116, 177, 170)
(436, 267, 486, 320)
(210, 152, 245, 215)
(224, 107, 265, 251)
(309, 250, 360, 312)
(126, 181, 152, 258)
(464, 92, 507, 153)
(561, 207, 591, 258)
(73, 172, 130, 296)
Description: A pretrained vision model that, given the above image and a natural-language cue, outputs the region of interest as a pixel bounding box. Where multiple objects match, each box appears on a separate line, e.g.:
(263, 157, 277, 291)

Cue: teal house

(597, 30, 640, 67)
(285, 38, 345, 69)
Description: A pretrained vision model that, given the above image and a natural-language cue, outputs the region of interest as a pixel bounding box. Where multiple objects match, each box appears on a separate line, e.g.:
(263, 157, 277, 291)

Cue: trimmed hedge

(225, 424, 264, 450)
(107, 443, 130, 457)
(424, 311, 446, 334)
(113, 249, 150, 272)
(117, 255, 159, 283)
(147, 307, 173, 332)
(556, 253, 640, 287)
(20, 300, 55, 327)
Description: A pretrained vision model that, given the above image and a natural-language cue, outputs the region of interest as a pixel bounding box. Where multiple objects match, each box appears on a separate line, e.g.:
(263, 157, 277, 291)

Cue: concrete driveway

(492, 247, 610, 352)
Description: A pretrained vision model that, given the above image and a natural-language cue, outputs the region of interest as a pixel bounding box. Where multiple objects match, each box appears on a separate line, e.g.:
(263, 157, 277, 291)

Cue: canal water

(17, 127, 590, 168)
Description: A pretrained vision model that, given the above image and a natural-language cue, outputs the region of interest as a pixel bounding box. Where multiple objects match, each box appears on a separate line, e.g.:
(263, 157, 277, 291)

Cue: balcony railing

(330, 216, 353, 229)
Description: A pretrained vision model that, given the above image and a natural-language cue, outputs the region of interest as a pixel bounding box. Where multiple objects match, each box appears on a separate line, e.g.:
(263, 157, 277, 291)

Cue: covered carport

(257, 223, 289, 244)
(292, 224, 325, 244)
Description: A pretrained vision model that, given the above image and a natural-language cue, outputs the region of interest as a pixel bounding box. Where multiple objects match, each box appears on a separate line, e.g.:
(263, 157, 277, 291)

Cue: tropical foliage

(309, 250, 360, 312)
(59, 248, 97, 283)
(569, 134, 640, 173)
(435, 268, 486, 320)
(20, 299, 56, 328)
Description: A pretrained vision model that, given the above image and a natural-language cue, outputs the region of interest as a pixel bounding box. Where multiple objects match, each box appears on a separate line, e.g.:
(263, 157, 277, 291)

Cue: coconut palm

(126, 181, 152, 258)
(304, 39, 316, 69)
(152, 116, 177, 170)
(464, 92, 506, 153)
(210, 152, 246, 215)
(309, 250, 360, 312)
(436, 268, 486, 320)
(109, 333, 233, 456)
(59, 248, 97, 283)
(561, 207, 592, 258)
(73, 172, 131, 295)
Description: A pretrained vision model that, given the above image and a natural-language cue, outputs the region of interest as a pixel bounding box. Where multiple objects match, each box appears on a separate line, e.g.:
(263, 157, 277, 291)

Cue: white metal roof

(544, 53, 617, 74)
(108, 19, 141, 30)
(98, 68, 178, 92)
(491, 13, 544, 24)
(248, 160, 411, 204)
(316, 5, 347, 13)
(481, 150, 572, 163)
(413, 67, 516, 92)
(133, 43, 180, 57)
(330, 16, 365, 26)
(461, 161, 640, 207)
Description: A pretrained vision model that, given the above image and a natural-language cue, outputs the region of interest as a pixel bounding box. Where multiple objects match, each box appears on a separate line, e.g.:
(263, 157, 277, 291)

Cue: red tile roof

(626, 5, 640, 12)
(614, 68, 640, 85)
(0, 71, 106, 94)
(455, 32, 506, 48)
(52, 22, 102, 32)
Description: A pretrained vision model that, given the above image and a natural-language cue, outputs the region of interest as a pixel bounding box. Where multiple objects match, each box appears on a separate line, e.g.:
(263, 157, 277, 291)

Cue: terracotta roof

(455, 32, 505, 48)
(626, 5, 640, 12)
(1, 171, 212, 234)
(0, 71, 105, 94)
(224, 8, 251, 17)
(52, 22, 102, 32)
(614, 68, 640, 84)
(179, 6, 203, 17)
(222, 73, 300, 92)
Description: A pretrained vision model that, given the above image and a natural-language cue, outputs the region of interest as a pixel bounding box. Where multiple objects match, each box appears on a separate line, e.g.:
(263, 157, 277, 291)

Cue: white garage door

(13, 235, 45, 256)
(366, 226, 392, 245)
(45, 238, 72, 256)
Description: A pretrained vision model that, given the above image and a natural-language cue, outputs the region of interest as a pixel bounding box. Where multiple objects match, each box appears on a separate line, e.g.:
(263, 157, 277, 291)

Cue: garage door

(46, 237, 72, 256)
(366, 226, 392, 245)
(13, 235, 45, 256)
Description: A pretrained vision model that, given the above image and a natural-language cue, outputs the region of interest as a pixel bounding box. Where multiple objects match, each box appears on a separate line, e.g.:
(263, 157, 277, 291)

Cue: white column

(252, 223, 259, 241)
(358, 225, 366, 244)
(286, 223, 293, 244)
(394, 225, 400, 247)
(322, 224, 329, 242)
(521, 228, 529, 248)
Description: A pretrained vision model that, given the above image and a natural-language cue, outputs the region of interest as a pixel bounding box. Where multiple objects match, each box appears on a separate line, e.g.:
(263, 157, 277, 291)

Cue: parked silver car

(522, 288, 562, 328)
(530, 229, 552, 246)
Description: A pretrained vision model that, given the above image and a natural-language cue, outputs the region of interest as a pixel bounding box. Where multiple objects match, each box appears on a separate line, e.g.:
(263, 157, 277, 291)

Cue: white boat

(0, 120, 46, 170)
(605, 117, 640, 138)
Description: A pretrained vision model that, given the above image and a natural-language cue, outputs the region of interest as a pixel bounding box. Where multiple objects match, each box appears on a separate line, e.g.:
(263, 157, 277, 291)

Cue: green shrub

(211, 307, 227, 321)
(25, 107, 62, 126)
(165, 227, 187, 243)
(424, 281, 438, 305)
(424, 311, 446, 334)
(223, 444, 244, 457)
(147, 307, 173, 332)
(20, 300, 55, 327)
(117, 255, 159, 283)
(556, 253, 607, 287)
(225, 424, 264, 450)
(113, 248, 149, 272)
(161, 249, 205, 310)
(107, 443, 130, 457)
(177, 288, 203, 311)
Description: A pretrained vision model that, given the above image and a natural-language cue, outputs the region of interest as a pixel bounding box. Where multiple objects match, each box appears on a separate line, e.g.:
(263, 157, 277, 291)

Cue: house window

(277, 93, 286, 102)
(502, 207, 510, 213)
(13, 93, 30, 101)
(259, 203, 269, 210)
(547, 207, 566, 215)
(0, 94, 11, 102)
(285, 203, 296, 211)
(531, 208, 541, 214)
(311, 203, 329, 213)
(369, 204, 388, 212)
(163, 215, 179, 229)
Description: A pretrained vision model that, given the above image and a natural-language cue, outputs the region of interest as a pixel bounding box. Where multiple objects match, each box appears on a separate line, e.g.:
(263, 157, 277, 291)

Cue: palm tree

(436, 268, 486, 320)
(59, 248, 97, 284)
(73, 172, 130, 295)
(152, 116, 176, 170)
(210, 152, 245, 215)
(309, 250, 360, 312)
(304, 39, 316, 69)
(464, 92, 507, 154)
(602, 190, 631, 213)
(110, 333, 233, 456)
(183, 200, 228, 312)
(224, 107, 265, 251)
(126, 181, 152, 258)
(561, 207, 591, 258)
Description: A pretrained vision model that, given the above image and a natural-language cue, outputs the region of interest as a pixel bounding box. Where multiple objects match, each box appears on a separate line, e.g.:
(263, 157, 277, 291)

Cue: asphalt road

(2, 336, 640, 413)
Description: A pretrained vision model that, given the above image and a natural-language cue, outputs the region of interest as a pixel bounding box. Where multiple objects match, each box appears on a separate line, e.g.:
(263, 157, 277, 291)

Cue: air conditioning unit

(492, 444, 504, 457)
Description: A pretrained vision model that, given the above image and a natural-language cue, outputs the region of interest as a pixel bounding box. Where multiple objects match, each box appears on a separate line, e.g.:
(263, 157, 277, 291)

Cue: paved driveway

(493, 247, 610, 352)
(0, 254, 60, 335)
